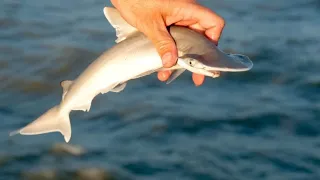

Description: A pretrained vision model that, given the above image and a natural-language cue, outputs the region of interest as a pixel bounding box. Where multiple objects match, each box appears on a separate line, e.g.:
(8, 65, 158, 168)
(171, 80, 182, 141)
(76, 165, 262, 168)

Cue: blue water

(1, 0, 320, 179)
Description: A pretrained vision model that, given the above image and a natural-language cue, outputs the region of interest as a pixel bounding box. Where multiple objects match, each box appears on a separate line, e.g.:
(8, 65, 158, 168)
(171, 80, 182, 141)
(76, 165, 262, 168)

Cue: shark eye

(188, 59, 195, 66)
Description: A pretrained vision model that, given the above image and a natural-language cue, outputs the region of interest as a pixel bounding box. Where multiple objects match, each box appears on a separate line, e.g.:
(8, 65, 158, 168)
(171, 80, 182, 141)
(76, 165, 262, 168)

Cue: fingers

(168, 2, 225, 45)
(157, 70, 172, 81)
(190, 4, 225, 45)
(188, 23, 205, 33)
(192, 73, 205, 86)
(138, 17, 178, 68)
(111, 0, 222, 87)
(158, 71, 205, 87)
(157, 71, 205, 86)
(139, 16, 179, 83)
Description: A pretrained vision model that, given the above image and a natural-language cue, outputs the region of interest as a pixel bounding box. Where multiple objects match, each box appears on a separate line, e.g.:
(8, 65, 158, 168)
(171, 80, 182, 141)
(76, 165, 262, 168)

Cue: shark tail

(9, 106, 72, 143)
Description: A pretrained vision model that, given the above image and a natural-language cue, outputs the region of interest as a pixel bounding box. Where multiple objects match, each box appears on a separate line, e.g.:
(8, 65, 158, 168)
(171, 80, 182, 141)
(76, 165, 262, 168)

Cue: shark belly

(59, 37, 163, 113)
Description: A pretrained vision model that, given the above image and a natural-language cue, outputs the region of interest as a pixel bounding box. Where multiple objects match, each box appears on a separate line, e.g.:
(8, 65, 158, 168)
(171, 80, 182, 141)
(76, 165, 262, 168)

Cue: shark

(9, 7, 253, 143)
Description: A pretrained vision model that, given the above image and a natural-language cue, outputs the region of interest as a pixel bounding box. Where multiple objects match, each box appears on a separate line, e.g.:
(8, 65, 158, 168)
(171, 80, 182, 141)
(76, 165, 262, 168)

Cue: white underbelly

(60, 41, 163, 112)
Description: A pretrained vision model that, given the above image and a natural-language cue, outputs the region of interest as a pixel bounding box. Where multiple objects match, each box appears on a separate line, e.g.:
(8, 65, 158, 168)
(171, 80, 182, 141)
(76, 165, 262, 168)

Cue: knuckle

(156, 39, 174, 52)
(218, 17, 226, 28)
(201, 7, 226, 29)
(141, 22, 175, 53)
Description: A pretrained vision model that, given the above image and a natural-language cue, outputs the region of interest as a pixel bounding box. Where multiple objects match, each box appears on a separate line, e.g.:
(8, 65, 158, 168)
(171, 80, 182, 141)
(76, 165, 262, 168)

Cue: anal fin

(72, 101, 92, 112)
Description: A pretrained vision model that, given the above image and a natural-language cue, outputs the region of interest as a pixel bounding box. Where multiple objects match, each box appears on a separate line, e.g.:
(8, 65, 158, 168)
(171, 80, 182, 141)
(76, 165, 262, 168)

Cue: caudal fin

(9, 106, 72, 143)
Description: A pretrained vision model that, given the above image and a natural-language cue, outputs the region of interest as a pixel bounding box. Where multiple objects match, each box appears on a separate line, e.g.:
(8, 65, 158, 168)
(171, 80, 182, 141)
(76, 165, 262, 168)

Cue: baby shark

(9, 7, 253, 143)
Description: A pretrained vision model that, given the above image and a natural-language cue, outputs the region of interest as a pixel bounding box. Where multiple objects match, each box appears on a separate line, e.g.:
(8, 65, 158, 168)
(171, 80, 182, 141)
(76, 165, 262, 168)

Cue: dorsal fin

(103, 7, 138, 43)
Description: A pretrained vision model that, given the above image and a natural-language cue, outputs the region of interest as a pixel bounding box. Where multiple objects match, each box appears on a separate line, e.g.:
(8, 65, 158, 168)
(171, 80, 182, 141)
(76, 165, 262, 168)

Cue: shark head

(177, 52, 253, 77)
(170, 26, 253, 74)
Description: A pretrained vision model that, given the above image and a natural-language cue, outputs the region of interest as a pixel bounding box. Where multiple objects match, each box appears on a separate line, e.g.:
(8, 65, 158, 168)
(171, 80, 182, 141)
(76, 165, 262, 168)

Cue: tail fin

(9, 106, 72, 143)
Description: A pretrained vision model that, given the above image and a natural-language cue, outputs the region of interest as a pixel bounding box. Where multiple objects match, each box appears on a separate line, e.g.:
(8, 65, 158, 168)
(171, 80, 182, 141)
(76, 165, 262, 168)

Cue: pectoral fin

(100, 83, 124, 94)
(166, 69, 186, 84)
(111, 83, 127, 93)
(132, 70, 156, 79)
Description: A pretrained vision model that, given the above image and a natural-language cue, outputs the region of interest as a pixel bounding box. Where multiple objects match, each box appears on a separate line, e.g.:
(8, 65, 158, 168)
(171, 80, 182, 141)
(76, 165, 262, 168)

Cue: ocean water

(0, 0, 319, 179)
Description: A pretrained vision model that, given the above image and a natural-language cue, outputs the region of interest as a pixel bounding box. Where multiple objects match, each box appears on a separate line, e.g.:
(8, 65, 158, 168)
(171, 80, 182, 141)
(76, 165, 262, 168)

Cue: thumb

(141, 20, 178, 68)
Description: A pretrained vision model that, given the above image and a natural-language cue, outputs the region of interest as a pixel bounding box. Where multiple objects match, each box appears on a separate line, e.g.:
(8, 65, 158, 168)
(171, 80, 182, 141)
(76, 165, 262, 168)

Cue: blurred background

(0, 0, 319, 179)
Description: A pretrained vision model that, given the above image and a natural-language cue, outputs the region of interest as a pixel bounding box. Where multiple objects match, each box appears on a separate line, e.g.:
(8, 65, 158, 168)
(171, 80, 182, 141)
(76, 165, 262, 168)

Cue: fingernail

(160, 72, 167, 79)
(162, 52, 172, 67)
(195, 83, 202, 87)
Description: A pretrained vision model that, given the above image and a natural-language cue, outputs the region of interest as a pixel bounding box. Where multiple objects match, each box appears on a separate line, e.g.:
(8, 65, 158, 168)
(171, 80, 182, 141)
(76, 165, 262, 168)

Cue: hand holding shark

(111, 0, 225, 86)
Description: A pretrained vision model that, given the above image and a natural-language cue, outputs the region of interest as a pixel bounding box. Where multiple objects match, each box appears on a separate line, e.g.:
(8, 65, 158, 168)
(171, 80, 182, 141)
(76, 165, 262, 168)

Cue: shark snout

(226, 54, 253, 70)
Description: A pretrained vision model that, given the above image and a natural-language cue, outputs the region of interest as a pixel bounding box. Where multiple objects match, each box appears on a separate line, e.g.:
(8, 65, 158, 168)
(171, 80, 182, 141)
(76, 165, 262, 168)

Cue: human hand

(111, 0, 225, 86)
